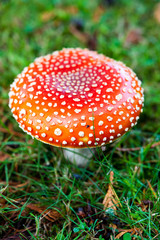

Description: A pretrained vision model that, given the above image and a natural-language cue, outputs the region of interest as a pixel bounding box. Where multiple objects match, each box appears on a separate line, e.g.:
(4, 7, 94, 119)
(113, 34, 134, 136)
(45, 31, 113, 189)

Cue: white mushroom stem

(63, 148, 96, 166)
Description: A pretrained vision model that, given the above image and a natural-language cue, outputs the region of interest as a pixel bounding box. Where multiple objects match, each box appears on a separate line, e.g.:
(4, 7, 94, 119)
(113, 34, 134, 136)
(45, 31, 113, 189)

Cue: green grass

(0, 0, 160, 239)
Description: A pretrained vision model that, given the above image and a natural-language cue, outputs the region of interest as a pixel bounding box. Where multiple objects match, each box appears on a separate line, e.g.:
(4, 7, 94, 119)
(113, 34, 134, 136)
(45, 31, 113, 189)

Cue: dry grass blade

(103, 171, 121, 211)
(115, 229, 132, 239)
(0, 180, 29, 188)
(147, 180, 158, 199)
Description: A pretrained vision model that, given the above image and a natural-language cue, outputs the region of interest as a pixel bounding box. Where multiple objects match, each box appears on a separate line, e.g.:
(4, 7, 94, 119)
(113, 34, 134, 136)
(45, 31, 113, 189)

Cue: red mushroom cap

(9, 48, 144, 148)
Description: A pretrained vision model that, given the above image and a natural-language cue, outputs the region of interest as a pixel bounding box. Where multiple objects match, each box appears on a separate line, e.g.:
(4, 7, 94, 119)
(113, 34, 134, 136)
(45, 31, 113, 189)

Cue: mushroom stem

(63, 148, 95, 166)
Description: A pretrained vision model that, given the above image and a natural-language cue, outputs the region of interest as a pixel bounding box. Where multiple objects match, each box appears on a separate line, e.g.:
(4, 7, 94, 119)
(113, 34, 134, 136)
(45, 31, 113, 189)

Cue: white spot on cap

(130, 117, 134, 122)
(115, 94, 122, 101)
(57, 120, 62, 124)
(78, 131, 84, 137)
(107, 107, 113, 111)
(88, 133, 93, 138)
(98, 121, 104, 126)
(96, 89, 101, 94)
(119, 111, 123, 115)
(99, 131, 104, 135)
(43, 108, 49, 112)
(28, 87, 34, 92)
(107, 116, 113, 121)
(46, 116, 51, 122)
(28, 120, 33, 124)
(41, 133, 46, 137)
(109, 129, 115, 133)
(54, 128, 62, 136)
(74, 109, 81, 113)
(106, 88, 113, 92)
(81, 116, 85, 120)
(89, 117, 94, 121)
(26, 102, 32, 107)
(73, 98, 80, 102)
(71, 137, 76, 142)
(19, 109, 26, 116)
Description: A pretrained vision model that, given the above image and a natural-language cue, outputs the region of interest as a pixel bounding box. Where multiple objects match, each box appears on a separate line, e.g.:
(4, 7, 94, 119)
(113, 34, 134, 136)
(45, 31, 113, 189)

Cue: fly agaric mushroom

(9, 48, 144, 166)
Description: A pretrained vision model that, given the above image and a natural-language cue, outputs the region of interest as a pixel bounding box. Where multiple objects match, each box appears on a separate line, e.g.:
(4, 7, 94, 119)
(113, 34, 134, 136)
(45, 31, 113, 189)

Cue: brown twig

(116, 141, 160, 152)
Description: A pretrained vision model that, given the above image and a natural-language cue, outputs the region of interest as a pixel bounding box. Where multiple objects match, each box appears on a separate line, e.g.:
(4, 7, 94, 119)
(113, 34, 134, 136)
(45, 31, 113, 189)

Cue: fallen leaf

(115, 228, 142, 239)
(65, 5, 78, 15)
(124, 29, 142, 47)
(26, 203, 62, 222)
(0, 152, 10, 161)
(41, 10, 55, 22)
